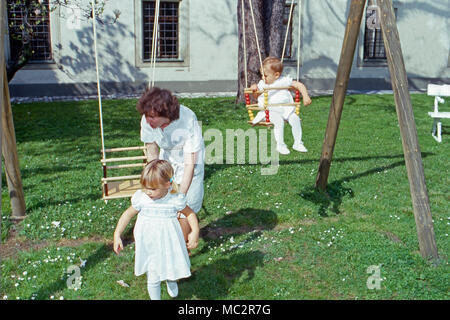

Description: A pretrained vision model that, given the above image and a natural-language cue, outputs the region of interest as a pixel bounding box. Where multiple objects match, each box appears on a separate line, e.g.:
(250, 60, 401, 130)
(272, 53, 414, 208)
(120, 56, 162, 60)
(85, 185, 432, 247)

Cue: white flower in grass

(52, 221, 61, 228)
(79, 258, 87, 268)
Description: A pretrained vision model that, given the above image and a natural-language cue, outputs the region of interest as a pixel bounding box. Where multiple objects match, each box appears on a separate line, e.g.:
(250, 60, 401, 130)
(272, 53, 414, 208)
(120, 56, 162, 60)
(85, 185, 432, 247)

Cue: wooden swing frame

(315, 0, 438, 261)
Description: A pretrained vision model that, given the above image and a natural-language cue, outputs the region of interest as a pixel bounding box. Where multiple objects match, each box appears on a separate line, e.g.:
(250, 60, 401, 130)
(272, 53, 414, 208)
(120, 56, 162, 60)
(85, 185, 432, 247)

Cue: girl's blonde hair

(140, 159, 178, 193)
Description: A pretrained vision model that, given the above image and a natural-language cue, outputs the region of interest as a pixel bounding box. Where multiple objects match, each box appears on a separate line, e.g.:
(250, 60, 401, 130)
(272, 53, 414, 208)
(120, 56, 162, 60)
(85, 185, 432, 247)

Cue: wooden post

(2, 67, 26, 219)
(315, 0, 366, 190)
(1, 0, 4, 223)
(1, 0, 26, 221)
(378, 0, 438, 260)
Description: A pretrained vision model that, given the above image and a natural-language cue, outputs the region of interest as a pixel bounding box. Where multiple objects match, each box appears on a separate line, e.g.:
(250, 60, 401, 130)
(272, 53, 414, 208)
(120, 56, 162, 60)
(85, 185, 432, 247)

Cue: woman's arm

(113, 206, 139, 254)
(180, 206, 199, 250)
(179, 152, 196, 195)
(145, 142, 159, 162)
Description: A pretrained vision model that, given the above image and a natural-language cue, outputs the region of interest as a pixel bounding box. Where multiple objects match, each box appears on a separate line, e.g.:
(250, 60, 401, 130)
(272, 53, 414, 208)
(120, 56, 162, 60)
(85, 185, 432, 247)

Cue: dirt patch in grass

(0, 222, 111, 260)
(1, 224, 46, 260)
(381, 230, 406, 246)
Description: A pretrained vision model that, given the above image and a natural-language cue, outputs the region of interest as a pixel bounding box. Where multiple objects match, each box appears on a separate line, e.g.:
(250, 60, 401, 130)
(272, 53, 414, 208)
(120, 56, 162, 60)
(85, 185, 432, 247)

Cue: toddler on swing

(250, 56, 312, 154)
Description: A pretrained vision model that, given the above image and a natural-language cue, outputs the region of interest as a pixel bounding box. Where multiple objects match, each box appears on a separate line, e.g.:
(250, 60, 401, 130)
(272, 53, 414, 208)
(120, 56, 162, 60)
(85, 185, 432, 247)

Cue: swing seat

(101, 146, 147, 200)
(247, 120, 273, 127)
(244, 86, 301, 126)
(102, 178, 142, 200)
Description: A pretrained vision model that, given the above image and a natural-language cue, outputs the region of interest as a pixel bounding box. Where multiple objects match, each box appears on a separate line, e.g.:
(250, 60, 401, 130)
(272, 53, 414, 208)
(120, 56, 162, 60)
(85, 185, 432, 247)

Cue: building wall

(6, 0, 450, 97)
(291, 0, 450, 91)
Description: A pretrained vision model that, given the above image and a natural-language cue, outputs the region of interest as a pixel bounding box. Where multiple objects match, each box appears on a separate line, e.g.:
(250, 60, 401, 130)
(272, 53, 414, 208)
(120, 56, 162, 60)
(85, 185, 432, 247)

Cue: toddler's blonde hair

(263, 56, 283, 74)
(140, 159, 178, 194)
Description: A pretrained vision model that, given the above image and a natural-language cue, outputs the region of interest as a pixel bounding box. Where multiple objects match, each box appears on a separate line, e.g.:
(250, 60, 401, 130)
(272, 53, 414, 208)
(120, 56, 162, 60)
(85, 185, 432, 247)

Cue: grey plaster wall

(6, 0, 449, 97)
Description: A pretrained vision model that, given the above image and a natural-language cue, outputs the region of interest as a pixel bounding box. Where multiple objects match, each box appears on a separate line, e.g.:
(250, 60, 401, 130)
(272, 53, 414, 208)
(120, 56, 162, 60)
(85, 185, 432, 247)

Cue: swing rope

(92, 0, 105, 161)
(149, 0, 160, 89)
(296, 0, 302, 81)
(281, 0, 295, 63)
(241, 0, 248, 88)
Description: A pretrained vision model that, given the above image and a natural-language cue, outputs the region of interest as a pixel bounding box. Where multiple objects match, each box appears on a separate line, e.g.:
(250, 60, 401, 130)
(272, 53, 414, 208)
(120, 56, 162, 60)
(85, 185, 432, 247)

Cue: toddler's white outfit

(251, 75, 307, 154)
(132, 190, 191, 299)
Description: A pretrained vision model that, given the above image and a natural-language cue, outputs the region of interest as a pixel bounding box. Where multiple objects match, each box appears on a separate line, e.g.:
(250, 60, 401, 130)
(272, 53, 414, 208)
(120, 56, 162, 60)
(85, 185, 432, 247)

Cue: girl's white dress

(132, 190, 191, 281)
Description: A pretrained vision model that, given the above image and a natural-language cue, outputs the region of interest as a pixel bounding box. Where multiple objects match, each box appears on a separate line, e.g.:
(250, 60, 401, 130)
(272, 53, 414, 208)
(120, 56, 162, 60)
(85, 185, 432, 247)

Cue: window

(142, 0, 179, 61)
(7, 0, 53, 62)
(363, 5, 397, 63)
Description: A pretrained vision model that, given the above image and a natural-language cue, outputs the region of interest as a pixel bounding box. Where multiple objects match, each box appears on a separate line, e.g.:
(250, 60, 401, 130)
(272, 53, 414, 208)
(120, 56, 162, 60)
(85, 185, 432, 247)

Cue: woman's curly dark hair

(136, 87, 180, 121)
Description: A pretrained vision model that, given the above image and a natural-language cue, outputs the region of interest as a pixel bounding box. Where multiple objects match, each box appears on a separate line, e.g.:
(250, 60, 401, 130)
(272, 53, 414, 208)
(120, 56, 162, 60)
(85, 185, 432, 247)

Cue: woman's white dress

(140, 105, 205, 213)
(132, 190, 191, 281)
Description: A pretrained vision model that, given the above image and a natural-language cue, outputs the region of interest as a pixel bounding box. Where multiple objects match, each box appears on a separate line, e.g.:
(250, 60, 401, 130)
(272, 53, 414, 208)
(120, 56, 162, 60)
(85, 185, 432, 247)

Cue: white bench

(427, 84, 450, 142)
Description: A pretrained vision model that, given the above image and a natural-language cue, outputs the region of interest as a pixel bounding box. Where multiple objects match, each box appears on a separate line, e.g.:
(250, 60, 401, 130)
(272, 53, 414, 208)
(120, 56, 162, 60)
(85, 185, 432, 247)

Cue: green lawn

(1, 93, 449, 300)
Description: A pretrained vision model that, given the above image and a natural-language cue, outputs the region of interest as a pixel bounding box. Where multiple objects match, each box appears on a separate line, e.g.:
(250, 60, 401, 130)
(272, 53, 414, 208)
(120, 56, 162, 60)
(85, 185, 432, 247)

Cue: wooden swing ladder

(93, 0, 161, 200)
(242, 0, 303, 127)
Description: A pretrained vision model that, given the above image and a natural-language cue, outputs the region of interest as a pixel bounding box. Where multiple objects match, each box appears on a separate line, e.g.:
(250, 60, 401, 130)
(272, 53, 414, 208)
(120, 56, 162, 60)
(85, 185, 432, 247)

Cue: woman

(137, 87, 204, 239)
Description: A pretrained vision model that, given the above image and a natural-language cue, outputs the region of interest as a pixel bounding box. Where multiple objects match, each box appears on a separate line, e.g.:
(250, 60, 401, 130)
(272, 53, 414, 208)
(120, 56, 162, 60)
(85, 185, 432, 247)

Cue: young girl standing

(113, 159, 200, 300)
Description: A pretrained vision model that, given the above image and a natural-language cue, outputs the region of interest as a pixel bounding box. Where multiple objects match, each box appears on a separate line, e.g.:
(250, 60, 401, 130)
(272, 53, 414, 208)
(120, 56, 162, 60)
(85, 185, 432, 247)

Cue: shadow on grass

(198, 207, 277, 248)
(23, 193, 102, 213)
(300, 182, 354, 217)
(203, 153, 418, 182)
(32, 243, 113, 300)
(178, 250, 265, 300)
(299, 152, 433, 216)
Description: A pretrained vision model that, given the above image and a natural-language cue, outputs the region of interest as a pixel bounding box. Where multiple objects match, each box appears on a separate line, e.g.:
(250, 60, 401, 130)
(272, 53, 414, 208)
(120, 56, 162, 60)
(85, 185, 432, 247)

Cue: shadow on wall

(10, 16, 150, 97)
(193, 0, 237, 46)
(58, 18, 149, 96)
(300, 0, 450, 92)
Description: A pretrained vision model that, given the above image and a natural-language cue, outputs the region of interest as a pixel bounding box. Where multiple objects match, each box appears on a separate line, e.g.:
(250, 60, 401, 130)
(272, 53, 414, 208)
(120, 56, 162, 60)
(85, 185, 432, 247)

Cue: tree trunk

(6, 43, 32, 82)
(237, 0, 286, 103)
(264, 0, 285, 58)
